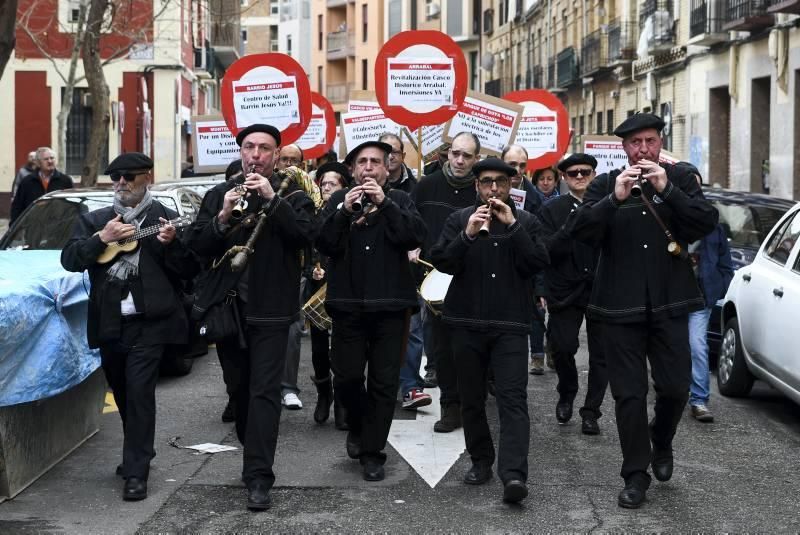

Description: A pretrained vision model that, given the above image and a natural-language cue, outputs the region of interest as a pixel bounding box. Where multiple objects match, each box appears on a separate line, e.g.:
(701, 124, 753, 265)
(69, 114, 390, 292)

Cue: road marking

(103, 391, 118, 414)
(388, 358, 465, 488)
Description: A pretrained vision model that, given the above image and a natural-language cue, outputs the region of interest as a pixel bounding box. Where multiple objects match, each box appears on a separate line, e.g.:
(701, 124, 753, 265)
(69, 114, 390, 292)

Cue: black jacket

(412, 168, 478, 257)
(387, 165, 418, 195)
(11, 170, 73, 222)
(316, 188, 426, 314)
(185, 176, 315, 327)
(538, 194, 599, 309)
(570, 162, 719, 323)
(430, 199, 549, 333)
(60, 202, 199, 348)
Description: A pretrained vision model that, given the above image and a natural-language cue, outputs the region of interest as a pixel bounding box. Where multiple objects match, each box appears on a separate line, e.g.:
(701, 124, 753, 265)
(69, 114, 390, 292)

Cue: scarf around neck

(107, 190, 154, 281)
(443, 162, 475, 189)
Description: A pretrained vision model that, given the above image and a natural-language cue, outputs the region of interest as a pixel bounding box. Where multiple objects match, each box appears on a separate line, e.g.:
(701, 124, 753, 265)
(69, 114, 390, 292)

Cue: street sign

(503, 89, 570, 170)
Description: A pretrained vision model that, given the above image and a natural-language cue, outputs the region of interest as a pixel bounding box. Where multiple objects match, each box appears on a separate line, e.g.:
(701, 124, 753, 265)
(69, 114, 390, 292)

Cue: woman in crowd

(532, 167, 561, 203)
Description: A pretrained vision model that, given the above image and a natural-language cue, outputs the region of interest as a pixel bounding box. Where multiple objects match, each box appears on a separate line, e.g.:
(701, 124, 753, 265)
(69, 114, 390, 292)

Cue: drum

(419, 268, 453, 315)
(302, 283, 332, 331)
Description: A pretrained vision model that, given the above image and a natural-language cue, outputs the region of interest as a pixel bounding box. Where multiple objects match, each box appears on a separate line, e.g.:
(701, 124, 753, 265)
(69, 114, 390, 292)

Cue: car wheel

(717, 317, 754, 397)
(160, 353, 194, 377)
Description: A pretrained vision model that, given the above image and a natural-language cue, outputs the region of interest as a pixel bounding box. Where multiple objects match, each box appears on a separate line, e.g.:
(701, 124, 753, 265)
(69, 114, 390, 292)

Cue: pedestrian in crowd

(10, 150, 38, 206)
(539, 153, 608, 434)
(316, 140, 425, 482)
(412, 132, 483, 433)
(687, 178, 734, 423)
(278, 143, 305, 170)
(430, 158, 549, 503)
(532, 166, 560, 204)
(308, 161, 351, 428)
(379, 132, 417, 194)
(186, 124, 315, 511)
(60, 152, 199, 501)
(309, 149, 338, 183)
(423, 143, 450, 175)
(570, 113, 718, 509)
(502, 144, 542, 215)
(11, 147, 72, 223)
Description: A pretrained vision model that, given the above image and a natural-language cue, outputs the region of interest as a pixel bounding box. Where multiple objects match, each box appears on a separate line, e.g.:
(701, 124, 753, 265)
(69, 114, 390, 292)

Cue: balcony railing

(326, 30, 354, 60)
(607, 19, 636, 64)
(690, 0, 725, 36)
(326, 82, 353, 104)
(556, 47, 578, 88)
(767, 0, 800, 15)
(580, 29, 605, 76)
(723, 0, 774, 31)
(640, 0, 674, 26)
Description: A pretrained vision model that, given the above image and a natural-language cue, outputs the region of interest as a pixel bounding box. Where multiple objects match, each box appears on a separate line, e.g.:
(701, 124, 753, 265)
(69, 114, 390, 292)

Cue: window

(579, 116, 584, 136)
(606, 109, 614, 134)
(62, 88, 108, 176)
(362, 4, 368, 43)
(765, 212, 800, 266)
(318, 15, 323, 50)
(270, 0, 279, 16)
(362, 59, 369, 90)
(388, 0, 402, 37)
(596, 111, 603, 134)
(269, 25, 278, 51)
(317, 66, 323, 94)
(499, 0, 509, 25)
(472, 0, 481, 34)
(447, 0, 462, 35)
(287, 35, 292, 56)
(241, 29, 248, 43)
(469, 51, 478, 90)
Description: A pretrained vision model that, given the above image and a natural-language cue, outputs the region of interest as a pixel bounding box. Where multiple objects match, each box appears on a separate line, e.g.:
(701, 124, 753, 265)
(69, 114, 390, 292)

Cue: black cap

(316, 161, 352, 186)
(613, 113, 665, 138)
(557, 153, 598, 172)
(472, 158, 517, 177)
(235, 123, 281, 147)
(225, 159, 243, 179)
(105, 152, 153, 174)
(344, 141, 393, 166)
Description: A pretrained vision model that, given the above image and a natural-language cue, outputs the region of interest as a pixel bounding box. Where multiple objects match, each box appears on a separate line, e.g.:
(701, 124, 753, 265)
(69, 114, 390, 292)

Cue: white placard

(387, 58, 455, 108)
(405, 124, 446, 159)
(297, 103, 327, 151)
(516, 102, 558, 159)
(193, 118, 238, 171)
(341, 110, 403, 155)
(510, 187, 527, 210)
(232, 75, 300, 130)
(445, 94, 522, 156)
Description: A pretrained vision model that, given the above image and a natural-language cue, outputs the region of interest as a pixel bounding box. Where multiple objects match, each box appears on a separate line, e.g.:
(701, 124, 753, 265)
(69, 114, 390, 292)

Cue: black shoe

(651, 448, 674, 482)
(362, 459, 385, 482)
(556, 401, 573, 424)
(311, 375, 333, 424)
(423, 369, 438, 388)
(334, 401, 349, 431)
(464, 463, 493, 485)
(581, 415, 600, 435)
(434, 404, 462, 433)
(503, 480, 528, 503)
(221, 398, 236, 423)
(346, 431, 362, 459)
(247, 481, 271, 511)
(618, 481, 647, 509)
(123, 477, 147, 501)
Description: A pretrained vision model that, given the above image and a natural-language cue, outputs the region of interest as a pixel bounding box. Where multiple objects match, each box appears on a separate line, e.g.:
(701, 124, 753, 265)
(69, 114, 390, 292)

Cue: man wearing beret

(316, 140, 426, 482)
(570, 113, 718, 508)
(538, 154, 607, 435)
(61, 152, 199, 501)
(430, 158, 549, 503)
(185, 124, 315, 511)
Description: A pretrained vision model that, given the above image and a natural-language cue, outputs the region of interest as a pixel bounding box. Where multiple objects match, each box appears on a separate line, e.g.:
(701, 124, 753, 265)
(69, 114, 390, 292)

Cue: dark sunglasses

(110, 170, 147, 182)
(565, 169, 593, 178)
(477, 177, 510, 187)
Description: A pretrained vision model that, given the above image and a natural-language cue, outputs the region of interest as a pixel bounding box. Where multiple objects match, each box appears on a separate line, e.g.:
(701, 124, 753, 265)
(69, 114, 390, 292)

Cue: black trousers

(547, 305, 608, 418)
(452, 329, 529, 484)
(603, 315, 691, 484)
(100, 318, 164, 481)
(330, 309, 407, 464)
(217, 323, 290, 487)
(310, 324, 331, 380)
(426, 312, 460, 406)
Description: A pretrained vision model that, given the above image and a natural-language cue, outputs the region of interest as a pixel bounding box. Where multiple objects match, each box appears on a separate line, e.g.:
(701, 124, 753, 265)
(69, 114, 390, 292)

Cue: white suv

(718, 202, 800, 404)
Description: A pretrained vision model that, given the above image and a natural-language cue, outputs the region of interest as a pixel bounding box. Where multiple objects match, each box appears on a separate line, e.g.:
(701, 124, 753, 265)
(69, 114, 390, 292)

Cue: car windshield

(2, 195, 179, 250)
(713, 202, 789, 250)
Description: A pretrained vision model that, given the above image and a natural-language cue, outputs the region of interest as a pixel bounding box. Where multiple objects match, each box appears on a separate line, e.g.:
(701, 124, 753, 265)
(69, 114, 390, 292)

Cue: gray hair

(35, 147, 56, 162)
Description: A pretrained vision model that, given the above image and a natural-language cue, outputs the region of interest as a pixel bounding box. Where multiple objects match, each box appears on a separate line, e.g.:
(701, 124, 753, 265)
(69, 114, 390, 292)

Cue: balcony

(639, 0, 675, 54)
(640, 0, 673, 26)
(326, 82, 353, 104)
(326, 0, 348, 7)
(483, 9, 494, 34)
(326, 30, 354, 60)
(607, 19, 636, 65)
(530, 65, 543, 88)
(581, 29, 608, 77)
(556, 47, 578, 88)
(689, 0, 728, 45)
(722, 0, 774, 31)
(767, 0, 800, 14)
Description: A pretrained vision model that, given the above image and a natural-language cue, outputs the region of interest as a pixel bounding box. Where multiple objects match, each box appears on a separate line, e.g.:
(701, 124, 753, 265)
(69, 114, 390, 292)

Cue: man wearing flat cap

(61, 152, 198, 502)
(316, 140, 426, 482)
(430, 158, 549, 504)
(570, 113, 718, 509)
(538, 154, 607, 435)
(185, 124, 315, 511)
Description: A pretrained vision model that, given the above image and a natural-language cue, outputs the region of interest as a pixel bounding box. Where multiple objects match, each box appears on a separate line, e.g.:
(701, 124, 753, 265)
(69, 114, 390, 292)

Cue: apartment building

(241, 0, 311, 74)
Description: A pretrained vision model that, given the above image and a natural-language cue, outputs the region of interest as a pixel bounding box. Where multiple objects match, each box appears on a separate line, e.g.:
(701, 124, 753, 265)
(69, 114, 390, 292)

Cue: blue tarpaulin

(0, 250, 100, 407)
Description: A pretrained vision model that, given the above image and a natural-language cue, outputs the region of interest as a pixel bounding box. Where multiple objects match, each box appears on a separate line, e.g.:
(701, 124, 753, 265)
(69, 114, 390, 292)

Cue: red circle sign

(375, 31, 467, 132)
(221, 53, 312, 146)
(297, 92, 336, 160)
(503, 89, 570, 170)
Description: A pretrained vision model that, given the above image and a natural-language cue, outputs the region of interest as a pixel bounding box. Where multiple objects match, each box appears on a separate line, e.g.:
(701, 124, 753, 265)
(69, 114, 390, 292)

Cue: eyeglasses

(389, 150, 403, 158)
(477, 177, 510, 187)
(279, 157, 302, 166)
(110, 170, 147, 182)
(565, 169, 593, 178)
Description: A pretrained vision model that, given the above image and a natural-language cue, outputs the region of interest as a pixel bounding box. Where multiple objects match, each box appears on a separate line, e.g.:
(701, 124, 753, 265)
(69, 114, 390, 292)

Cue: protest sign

(443, 91, 523, 157)
(583, 135, 680, 176)
(375, 31, 467, 132)
(403, 124, 446, 160)
(510, 188, 527, 211)
(221, 53, 312, 145)
(297, 92, 335, 160)
(191, 116, 238, 173)
(340, 110, 404, 156)
(503, 89, 569, 170)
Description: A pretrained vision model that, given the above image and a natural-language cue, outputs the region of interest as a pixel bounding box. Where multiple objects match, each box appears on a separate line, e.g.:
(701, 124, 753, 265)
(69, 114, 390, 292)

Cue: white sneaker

(282, 392, 303, 410)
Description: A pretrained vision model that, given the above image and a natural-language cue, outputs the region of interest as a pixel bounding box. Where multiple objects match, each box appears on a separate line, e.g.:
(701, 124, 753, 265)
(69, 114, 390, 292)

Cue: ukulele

(95, 215, 191, 264)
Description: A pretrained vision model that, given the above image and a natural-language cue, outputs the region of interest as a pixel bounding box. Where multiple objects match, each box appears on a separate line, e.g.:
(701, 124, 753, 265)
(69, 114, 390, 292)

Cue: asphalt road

(2, 328, 799, 533)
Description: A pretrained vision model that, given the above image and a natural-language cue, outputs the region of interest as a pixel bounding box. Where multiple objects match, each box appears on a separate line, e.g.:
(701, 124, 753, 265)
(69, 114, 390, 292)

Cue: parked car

(717, 202, 800, 404)
(150, 175, 224, 199)
(701, 187, 797, 357)
(0, 187, 207, 376)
